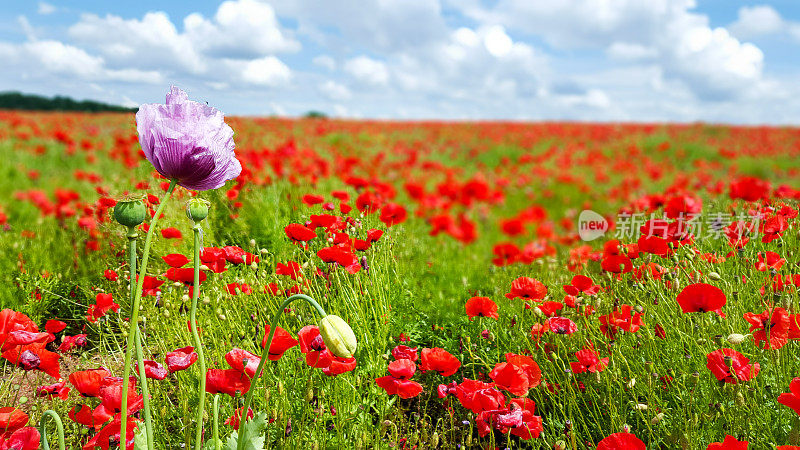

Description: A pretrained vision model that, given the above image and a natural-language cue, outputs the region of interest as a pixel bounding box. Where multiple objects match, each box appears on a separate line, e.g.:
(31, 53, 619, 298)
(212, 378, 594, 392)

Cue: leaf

(133, 426, 149, 450)
(204, 438, 225, 450)
(223, 412, 268, 450)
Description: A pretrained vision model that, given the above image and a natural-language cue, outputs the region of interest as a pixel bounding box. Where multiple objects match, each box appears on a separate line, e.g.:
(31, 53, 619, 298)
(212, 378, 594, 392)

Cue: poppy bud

(727, 333, 748, 345)
(554, 440, 567, 450)
(186, 198, 210, 222)
(708, 272, 721, 281)
(651, 412, 664, 425)
(319, 314, 357, 358)
(113, 197, 147, 228)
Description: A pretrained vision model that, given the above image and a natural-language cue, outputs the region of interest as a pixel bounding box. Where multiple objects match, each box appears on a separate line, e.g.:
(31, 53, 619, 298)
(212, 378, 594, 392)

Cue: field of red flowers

(1, 103, 800, 449)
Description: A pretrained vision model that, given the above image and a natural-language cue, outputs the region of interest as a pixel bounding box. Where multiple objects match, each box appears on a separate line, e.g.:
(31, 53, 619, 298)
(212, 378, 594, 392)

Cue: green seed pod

(186, 198, 210, 222)
(319, 314, 357, 358)
(113, 197, 147, 228)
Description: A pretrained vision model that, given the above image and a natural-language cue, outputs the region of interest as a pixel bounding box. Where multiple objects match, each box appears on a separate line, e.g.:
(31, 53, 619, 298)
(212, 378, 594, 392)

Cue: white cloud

(239, 56, 291, 86)
(455, 0, 767, 100)
(319, 80, 351, 101)
(729, 5, 786, 38)
(0, 39, 162, 83)
(37, 2, 56, 15)
(344, 56, 389, 86)
(313, 55, 336, 71)
(184, 0, 299, 58)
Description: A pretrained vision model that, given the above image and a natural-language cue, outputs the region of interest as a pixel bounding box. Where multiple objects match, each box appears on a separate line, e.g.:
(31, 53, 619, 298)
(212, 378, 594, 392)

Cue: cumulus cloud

(238, 56, 292, 86)
(456, 0, 768, 100)
(344, 56, 390, 86)
(729, 5, 800, 43)
(37, 2, 56, 15)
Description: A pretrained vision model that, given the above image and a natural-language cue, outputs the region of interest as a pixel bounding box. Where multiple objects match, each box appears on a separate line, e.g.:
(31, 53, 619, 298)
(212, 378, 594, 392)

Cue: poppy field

(2, 93, 800, 449)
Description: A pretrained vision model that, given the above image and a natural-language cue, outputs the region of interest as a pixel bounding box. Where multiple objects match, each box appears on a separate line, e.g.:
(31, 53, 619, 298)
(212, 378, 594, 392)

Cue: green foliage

(0, 91, 136, 112)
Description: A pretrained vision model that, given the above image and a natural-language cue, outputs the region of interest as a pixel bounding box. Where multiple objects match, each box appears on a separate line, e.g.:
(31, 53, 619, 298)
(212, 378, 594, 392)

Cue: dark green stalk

(236, 294, 327, 450)
(39, 410, 65, 450)
(120, 179, 177, 447)
(128, 228, 155, 448)
(191, 222, 207, 449)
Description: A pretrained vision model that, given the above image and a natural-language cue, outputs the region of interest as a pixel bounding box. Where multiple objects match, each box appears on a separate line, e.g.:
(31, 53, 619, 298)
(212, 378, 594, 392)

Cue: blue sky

(1, 1, 800, 123)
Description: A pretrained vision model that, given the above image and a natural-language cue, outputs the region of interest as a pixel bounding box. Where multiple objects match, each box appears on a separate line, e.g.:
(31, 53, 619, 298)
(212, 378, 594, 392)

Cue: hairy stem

(191, 222, 207, 449)
(120, 179, 177, 447)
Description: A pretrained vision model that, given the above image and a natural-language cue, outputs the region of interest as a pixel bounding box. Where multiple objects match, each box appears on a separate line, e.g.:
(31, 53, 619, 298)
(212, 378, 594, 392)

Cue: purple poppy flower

(136, 86, 242, 191)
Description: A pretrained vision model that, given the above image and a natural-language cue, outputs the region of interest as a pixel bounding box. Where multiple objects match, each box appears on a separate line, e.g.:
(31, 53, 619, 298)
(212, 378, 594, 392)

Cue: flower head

(136, 86, 241, 191)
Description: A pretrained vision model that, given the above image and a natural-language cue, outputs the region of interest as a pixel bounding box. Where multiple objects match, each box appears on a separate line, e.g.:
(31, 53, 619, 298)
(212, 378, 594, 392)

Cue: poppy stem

(236, 294, 327, 450)
(213, 394, 221, 450)
(39, 410, 65, 450)
(128, 229, 155, 448)
(191, 222, 207, 450)
(120, 179, 177, 449)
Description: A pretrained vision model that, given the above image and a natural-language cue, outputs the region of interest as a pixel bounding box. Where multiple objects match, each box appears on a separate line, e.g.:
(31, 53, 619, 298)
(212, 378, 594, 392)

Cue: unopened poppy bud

(727, 333, 748, 345)
(651, 412, 664, 425)
(186, 198, 210, 222)
(708, 271, 721, 281)
(319, 314, 357, 358)
(554, 440, 567, 450)
(113, 197, 147, 228)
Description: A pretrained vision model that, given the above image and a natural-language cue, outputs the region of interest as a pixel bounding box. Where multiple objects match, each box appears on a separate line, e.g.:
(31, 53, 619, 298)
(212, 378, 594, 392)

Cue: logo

(578, 210, 608, 241)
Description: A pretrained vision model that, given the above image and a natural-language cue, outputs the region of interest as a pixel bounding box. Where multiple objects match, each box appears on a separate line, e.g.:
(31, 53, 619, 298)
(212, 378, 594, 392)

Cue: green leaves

(133, 426, 148, 450)
(223, 412, 268, 450)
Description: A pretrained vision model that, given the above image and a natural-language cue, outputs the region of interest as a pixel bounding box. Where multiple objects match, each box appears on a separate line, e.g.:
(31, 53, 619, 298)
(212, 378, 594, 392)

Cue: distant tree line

(0, 91, 136, 112)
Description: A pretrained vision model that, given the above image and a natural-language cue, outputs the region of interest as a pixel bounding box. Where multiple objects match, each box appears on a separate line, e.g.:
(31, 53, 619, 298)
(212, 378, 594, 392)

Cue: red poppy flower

(761, 214, 788, 243)
(492, 243, 521, 266)
(570, 346, 608, 374)
(0, 426, 40, 449)
(70, 368, 111, 397)
(387, 359, 416, 379)
(476, 397, 543, 440)
(744, 307, 790, 349)
(537, 301, 563, 317)
(756, 251, 786, 272)
(375, 376, 423, 399)
(453, 379, 505, 413)
(563, 275, 601, 296)
(226, 282, 253, 295)
(200, 247, 228, 273)
(706, 435, 748, 449)
(391, 345, 418, 362)
(87, 293, 120, 323)
(505, 277, 547, 301)
(778, 377, 800, 415)
(379, 203, 407, 227)
(224, 407, 254, 428)
(165, 267, 207, 285)
(69, 404, 98, 429)
(321, 355, 357, 376)
(489, 362, 530, 396)
(276, 261, 302, 279)
(261, 325, 299, 360)
(599, 305, 644, 338)
(83, 414, 139, 450)
(222, 246, 259, 265)
(545, 317, 577, 335)
(706, 348, 760, 384)
(316, 246, 361, 273)
(160, 227, 182, 239)
(597, 432, 646, 450)
(2, 330, 50, 350)
(0, 407, 29, 434)
(285, 223, 317, 242)
(97, 376, 143, 416)
(2, 343, 60, 378)
(601, 254, 633, 273)
(44, 320, 67, 335)
(419, 348, 461, 376)
(36, 379, 71, 400)
(140, 276, 166, 296)
(206, 369, 251, 396)
(676, 284, 726, 315)
(302, 194, 324, 206)
(465, 297, 499, 320)
(166, 346, 198, 372)
(297, 325, 334, 368)
(367, 229, 384, 243)
(162, 254, 190, 268)
(59, 334, 88, 353)
(103, 269, 119, 281)
(225, 348, 261, 378)
(0, 310, 37, 343)
(136, 360, 168, 380)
